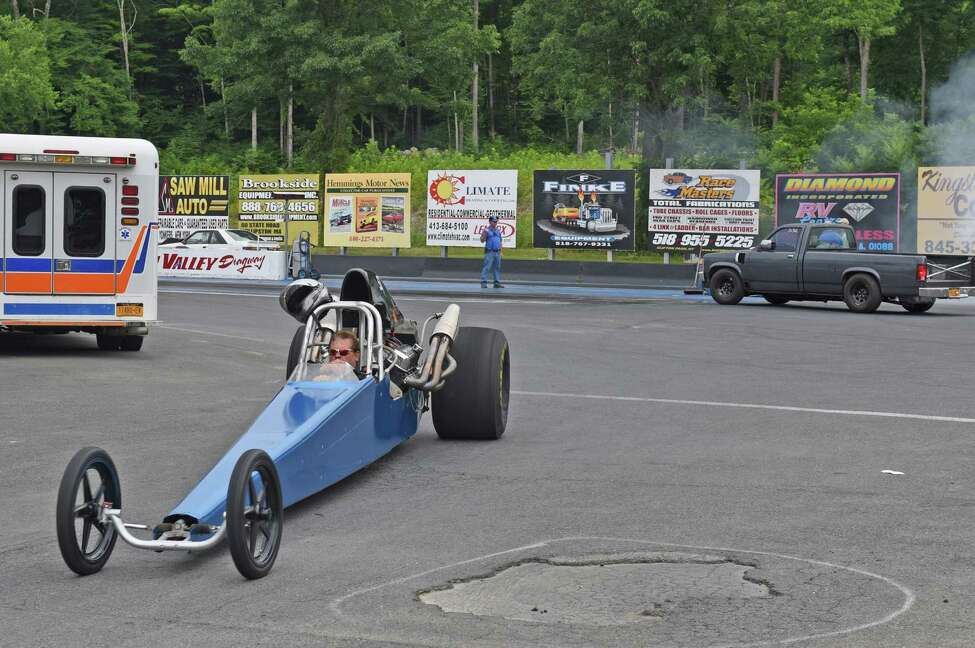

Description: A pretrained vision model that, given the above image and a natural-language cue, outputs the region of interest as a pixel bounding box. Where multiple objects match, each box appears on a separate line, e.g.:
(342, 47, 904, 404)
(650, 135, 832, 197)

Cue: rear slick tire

(709, 269, 744, 305)
(286, 326, 304, 380)
(226, 450, 283, 580)
(432, 327, 510, 440)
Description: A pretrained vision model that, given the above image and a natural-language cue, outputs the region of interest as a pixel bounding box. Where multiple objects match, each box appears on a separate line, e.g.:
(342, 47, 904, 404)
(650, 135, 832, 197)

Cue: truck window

(12, 185, 46, 256)
(64, 187, 105, 257)
(809, 227, 854, 250)
(770, 227, 800, 252)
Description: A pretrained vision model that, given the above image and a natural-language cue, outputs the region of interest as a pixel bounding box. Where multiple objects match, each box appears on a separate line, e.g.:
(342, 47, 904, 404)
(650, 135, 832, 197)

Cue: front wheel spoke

(248, 519, 259, 554)
(259, 522, 271, 542)
(82, 473, 93, 502)
(247, 477, 258, 509)
(81, 519, 92, 553)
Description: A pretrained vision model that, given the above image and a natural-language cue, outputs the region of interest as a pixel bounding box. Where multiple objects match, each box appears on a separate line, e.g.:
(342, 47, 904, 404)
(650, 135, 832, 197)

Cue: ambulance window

(64, 187, 106, 257)
(12, 186, 46, 256)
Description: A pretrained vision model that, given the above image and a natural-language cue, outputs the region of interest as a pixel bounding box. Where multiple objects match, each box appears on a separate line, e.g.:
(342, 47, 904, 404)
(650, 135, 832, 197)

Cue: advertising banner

(647, 169, 760, 252)
(157, 249, 287, 280)
(322, 173, 411, 247)
(532, 170, 635, 249)
(157, 175, 230, 241)
(237, 174, 321, 246)
(916, 166, 975, 255)
(425, 170, 517, 247)
(775, 173, 900, 252)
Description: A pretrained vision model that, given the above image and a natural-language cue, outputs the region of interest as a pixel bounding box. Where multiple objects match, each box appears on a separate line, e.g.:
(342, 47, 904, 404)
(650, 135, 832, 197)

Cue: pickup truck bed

(703, 222, 975, 313)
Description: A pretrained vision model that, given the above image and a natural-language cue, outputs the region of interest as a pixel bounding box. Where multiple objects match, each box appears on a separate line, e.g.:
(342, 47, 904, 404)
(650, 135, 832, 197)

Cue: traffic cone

(683, 251, 705, 295)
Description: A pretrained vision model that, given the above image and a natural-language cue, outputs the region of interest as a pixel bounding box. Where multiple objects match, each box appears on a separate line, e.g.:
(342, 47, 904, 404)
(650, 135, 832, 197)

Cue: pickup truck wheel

(843, 274, 882, 313)
(763, 295, 789, 305)
(708, 269, 744, 305)
(902, 299, 935, 313)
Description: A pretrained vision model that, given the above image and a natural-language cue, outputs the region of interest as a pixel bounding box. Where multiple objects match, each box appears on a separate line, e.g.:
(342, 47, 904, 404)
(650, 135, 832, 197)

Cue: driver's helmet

(818, 229, 845, 248)
(279, 279, 331, 322)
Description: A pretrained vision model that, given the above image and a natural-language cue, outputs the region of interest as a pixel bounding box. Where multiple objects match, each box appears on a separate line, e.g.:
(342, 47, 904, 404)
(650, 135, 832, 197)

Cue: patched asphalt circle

(333, 538, 910, 647)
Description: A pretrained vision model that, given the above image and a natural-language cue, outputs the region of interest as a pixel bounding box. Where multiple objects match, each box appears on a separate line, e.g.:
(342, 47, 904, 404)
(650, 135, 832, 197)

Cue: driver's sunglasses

(329, 348, 355, 357)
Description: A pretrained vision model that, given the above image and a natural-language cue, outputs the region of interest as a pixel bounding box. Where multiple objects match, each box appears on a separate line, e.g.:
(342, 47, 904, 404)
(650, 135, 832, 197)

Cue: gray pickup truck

(703, 222, 975, 313)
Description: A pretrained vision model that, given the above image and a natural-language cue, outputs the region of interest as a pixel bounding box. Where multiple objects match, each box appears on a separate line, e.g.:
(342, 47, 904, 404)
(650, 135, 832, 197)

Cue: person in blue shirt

(480, 215, 504, 288)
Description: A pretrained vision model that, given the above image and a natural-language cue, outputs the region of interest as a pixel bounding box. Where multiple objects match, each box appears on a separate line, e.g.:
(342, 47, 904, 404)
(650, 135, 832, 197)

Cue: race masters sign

(426, 170, 517, 247)
(323, 173, 411, 248)
(775, 173, 900, 252)
(532, 170, 635, 249)
(647, 169, 760, 251)
(917, 167, 975, 255)
(158, 175, 229, 241)
(237, 174, 321, 245)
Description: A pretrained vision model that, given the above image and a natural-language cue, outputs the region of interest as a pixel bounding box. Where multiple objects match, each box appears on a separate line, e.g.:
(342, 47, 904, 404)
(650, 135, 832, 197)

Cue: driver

(312, 331, 362, 382)
(328, 330, 361, 368)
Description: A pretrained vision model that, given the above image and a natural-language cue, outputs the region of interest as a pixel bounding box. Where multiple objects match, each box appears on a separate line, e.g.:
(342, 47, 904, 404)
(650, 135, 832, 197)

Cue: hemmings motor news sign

(647, 169, 760, 252)
(775, 173, 900, 252)
(532, 170, 635, 249)
(426, 170, 517, 247)
(158, 175, 229, 241)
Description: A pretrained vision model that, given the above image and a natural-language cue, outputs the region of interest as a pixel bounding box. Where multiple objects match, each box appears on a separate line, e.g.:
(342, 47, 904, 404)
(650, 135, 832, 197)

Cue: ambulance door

(3, 171, 54, 294)
(53, 173, 116, 295)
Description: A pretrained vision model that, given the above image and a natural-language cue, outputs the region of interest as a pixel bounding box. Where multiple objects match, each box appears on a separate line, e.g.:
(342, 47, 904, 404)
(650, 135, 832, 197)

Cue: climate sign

(775, 173, 900, 252)
(426, 170, 517, 247)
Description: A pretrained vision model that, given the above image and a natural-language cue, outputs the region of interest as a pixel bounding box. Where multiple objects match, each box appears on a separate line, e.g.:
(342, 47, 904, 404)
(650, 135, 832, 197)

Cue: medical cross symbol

(120, 229, 131, 240)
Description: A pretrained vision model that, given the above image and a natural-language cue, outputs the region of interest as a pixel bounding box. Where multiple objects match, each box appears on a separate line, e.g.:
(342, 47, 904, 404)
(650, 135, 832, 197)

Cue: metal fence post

(440, 246, 448, 258)
(662, 156, 675, 265)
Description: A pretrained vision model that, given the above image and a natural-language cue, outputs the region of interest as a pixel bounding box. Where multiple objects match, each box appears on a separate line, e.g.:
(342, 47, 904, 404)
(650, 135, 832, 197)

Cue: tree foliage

(0, 0, 973, 177)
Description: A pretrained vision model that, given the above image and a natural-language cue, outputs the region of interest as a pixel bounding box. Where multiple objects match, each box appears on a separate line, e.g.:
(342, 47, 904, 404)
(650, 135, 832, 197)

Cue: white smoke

(926, 51, 975, 165)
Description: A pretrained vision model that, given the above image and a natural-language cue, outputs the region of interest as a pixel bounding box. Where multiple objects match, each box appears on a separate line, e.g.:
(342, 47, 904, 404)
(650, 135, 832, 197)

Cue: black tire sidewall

(431, 327, 510, 440)
(709, 269, 744, 305)
(763, 295, 789, 305)
(226, 450, 283, 580)
(902, 299, 935, 313)
(286, 326, 305, 380)
(844, 274, 882, 313)
(56, 447, 121, 576)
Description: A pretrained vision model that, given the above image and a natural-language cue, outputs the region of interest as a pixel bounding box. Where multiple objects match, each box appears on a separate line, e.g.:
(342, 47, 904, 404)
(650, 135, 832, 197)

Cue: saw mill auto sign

(158, 175, 230, 241)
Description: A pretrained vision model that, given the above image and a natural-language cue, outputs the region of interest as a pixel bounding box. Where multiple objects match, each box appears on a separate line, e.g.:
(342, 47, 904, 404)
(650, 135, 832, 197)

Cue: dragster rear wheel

(226, 450, 283, 580)
(432, 327, 510, 440)
(56, 447, 121, 576)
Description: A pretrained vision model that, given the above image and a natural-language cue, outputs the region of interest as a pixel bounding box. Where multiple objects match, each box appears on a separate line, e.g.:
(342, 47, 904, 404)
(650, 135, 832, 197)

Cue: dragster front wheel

(226, 450, 283, 580)
(56, 447, 121, 576)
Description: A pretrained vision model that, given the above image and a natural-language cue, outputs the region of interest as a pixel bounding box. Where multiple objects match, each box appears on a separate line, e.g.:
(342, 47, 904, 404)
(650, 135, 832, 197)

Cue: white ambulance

(0, 134, 157, 350)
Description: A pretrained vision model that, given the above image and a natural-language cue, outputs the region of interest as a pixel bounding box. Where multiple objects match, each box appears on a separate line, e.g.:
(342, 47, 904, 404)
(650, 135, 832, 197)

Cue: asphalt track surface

(2, 289, 975, 647)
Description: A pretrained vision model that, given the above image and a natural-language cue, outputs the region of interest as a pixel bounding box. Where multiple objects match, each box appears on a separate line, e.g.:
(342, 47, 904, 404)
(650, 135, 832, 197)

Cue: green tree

(822, 0, 902, 101)
(0, 15, 57, 132)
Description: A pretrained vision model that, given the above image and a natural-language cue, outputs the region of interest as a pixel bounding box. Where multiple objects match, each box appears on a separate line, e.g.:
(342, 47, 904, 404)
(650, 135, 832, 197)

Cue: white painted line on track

(514, 390, 975, 424)
(155, 323, 275, 346)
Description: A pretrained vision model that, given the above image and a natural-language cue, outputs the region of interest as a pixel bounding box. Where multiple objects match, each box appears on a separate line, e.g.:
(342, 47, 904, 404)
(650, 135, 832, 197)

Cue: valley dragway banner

(647, 169, 760, 252)
(322, 173, 411, 247)
(158, 175, 229, 241)
(916, 166, 975, 255)
(237, 174, 321, 246)
(775, 173, 900, 252)
(157, 249, 287, 280)
(532, 170, 635, 249)
(426, 170, 517, 247)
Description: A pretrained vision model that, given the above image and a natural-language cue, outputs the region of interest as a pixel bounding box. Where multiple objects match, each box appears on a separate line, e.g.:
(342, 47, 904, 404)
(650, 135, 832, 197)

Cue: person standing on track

(480, 214, 504, 289)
